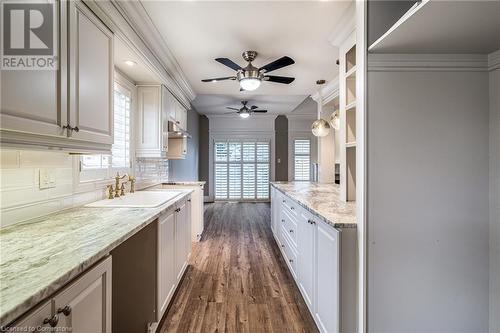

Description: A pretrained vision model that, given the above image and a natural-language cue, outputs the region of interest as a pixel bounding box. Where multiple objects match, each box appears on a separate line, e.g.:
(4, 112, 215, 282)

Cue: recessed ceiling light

(124, 60, 137, 67)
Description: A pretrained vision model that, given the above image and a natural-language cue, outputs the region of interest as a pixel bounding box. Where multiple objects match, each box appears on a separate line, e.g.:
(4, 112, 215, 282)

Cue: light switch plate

(39, 168, 56, 189)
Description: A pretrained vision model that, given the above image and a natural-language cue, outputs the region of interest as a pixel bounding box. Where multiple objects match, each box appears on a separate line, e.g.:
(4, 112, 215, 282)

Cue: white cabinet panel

(69, 0, 113, 144)
(315, 223, 340, 333)
(54, 256, 112, 333)
(136, 85, 171, 158)
(174, 201, 189, 281)
(10, 300, 53, 332)
(1, 0, 66, 138)
(157, 211, 176, 320)
(297, 210, 316, 311)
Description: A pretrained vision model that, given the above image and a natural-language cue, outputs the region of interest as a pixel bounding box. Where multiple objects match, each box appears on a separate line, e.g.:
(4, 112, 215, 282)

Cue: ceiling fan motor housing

(242, 50, 258, 62)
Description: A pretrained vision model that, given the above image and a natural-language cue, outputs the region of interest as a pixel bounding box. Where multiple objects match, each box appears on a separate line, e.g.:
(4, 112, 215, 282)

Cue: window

(80, 81, 132, 182)
(214, 140, 270, 200)
(294, 139, 311, 181)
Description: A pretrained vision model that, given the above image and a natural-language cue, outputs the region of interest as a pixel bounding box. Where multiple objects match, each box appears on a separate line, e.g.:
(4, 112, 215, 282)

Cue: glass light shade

(330, 111, 340, 130)
(311, 119, 331, 137)
(239, 78, 261, 91)
(239, 112, 250, 118)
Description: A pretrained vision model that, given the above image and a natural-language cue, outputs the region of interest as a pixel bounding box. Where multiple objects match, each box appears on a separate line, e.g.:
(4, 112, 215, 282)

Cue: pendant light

(311, 119, 331, 137)
(330, 110, 340, 130)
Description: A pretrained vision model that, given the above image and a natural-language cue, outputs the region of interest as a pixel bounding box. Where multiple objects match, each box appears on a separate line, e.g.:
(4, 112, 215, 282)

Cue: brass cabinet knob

(57, 305, 72, 316)
(43, 314, 59, 327)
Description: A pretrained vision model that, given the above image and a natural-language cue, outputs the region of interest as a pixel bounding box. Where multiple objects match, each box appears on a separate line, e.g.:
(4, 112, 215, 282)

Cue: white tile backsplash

(0, 150, 169, 228)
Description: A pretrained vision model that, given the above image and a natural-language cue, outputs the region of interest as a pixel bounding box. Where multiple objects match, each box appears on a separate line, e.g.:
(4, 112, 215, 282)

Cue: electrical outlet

(39, 168, 56, 189)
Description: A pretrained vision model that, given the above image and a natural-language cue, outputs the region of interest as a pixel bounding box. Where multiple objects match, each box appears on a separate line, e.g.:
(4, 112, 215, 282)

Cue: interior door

(68, 0, 113, 144)
(0, 0, 67, 138)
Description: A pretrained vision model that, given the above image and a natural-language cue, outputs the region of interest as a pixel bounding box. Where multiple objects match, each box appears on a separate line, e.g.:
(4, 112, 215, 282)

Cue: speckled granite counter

(271, 182, 356, 229)
(0, 190, 192, 327)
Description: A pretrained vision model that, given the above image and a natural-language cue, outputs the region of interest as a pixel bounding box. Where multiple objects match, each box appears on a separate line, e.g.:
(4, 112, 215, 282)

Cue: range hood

(167, 121, 191, 138)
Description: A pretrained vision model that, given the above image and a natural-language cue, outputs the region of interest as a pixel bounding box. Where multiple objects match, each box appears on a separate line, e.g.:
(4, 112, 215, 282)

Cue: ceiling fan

(225, 101, 267, 118)
(202, 51, 295, 91)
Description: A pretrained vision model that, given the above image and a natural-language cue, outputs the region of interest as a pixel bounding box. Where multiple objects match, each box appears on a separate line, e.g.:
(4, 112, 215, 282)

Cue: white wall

(489, 53, 500, 333)
(367, 59, 490, 332)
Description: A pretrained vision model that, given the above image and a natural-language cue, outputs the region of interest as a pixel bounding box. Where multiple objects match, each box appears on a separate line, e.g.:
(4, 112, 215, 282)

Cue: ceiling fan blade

(259, 56, 295, 73)
(226, 107, 240, 111)
(265, 75, 295, 84)
(215, 58, 242, 71)
(223, 111, 237, 115)
(201, 76, 236, 82)
(253, 110, 268, 113)
(250, 105, 258, 109)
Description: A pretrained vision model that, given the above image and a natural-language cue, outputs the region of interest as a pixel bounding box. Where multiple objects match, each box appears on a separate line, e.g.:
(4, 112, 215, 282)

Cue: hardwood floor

(159, 202, 319, 333)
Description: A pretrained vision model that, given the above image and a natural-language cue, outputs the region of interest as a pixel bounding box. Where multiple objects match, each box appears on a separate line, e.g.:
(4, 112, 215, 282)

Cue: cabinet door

(174, 202, 188, 281)
(54, 256, 112, 333)
(315, 223, 340, 333)
(297, 210, 316, 311)
(185, 198, 192, 258)
(136, 86, 165, 157)
(10, 300, 53, 332)
(157, 212, 176, 319)
(0, 0, 67, 138)
(161, 86, 170, 152)
(68, 0, 113, 144)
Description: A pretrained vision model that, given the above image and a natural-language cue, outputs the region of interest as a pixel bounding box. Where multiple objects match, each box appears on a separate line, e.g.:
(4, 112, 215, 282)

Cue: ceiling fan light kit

(202, 51, 296, 91)
(225, 100, 268, 118)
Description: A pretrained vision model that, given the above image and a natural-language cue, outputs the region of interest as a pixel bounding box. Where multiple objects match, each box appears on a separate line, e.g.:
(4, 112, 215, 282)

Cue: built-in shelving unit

(339, 33, 357, 202)
(369, 0, 500, 54)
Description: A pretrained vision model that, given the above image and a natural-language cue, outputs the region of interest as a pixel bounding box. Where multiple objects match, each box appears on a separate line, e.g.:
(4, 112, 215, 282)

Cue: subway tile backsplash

(0, 150, 169, 228)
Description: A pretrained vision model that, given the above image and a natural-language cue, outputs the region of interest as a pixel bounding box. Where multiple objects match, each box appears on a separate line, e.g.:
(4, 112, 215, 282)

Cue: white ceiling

(140, 0, 352, 115)
(114, 37, 160, 84)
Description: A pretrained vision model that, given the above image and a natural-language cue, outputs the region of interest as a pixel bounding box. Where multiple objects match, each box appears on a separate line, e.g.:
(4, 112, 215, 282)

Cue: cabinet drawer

(282, 209, 298, 247)
(281, 196, 298, 217)
(281, 232, 298, 279)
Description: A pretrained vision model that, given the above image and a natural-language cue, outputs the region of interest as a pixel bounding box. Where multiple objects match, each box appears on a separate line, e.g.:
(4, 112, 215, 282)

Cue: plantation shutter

(294, 139, 311, 181)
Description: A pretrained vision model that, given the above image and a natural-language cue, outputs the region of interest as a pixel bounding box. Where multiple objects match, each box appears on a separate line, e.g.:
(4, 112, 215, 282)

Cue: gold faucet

(114, 173, 128, 198)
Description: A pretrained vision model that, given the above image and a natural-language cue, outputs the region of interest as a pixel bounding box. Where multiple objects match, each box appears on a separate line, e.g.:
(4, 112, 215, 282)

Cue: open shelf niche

(339, 34, 357, 202)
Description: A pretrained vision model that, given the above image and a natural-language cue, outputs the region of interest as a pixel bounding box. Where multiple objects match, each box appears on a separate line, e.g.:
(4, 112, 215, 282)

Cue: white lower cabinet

(271, 188, 341, 333)
(315, 222, 340, 333)
(11, 257, 112, 333)
(156, 197, 192, 325)
(297, 210, 316, 311)
(157, 210, 176, 320)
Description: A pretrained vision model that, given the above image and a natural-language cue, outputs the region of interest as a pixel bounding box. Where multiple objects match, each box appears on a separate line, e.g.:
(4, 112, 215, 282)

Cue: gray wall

(198, 115, 210, 197)
(275, 115, 288, 181)
(169, 108, 200, 181)
(367, 68, 490, 332)
(490, 66, 500, 333)
(367, 0, 416, 45)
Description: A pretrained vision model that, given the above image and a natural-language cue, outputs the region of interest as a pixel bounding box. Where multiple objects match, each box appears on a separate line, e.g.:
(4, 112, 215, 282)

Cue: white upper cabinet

(136, 85, 168, 158)
(0, 0, 114, 152)
(68, 0, 113, 144)
(0, 0, 66, 139)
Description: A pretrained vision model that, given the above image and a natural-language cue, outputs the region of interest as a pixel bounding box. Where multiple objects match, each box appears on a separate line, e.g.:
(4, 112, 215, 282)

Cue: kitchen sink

(85, 190, 183, 208)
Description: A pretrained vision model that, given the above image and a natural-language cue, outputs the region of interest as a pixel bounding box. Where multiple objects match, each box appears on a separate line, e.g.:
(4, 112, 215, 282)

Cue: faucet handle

(120, 182, 127, 196)
(106, 185, 114, 199)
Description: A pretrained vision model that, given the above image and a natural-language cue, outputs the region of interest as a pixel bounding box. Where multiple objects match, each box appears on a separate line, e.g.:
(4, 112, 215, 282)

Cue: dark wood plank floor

(159, 202, 318, 333)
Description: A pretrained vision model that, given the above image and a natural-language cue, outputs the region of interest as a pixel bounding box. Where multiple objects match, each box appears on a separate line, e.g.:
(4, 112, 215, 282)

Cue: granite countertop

(161, 181, 206, 186)
(271, 182, 356, 229)
(0, 190, 193, 327)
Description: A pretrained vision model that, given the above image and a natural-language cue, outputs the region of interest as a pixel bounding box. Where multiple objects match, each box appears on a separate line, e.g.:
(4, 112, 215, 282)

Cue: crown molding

(328, 3, 356, 47)
(367, 53, 493, 72)
(86, 0, 195, 109)
(311, 78, 339, 105)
